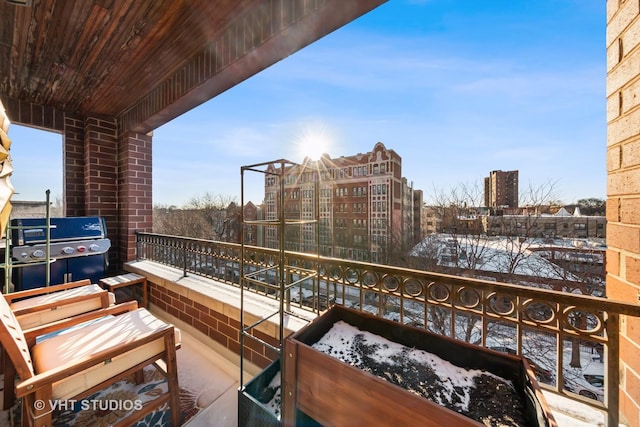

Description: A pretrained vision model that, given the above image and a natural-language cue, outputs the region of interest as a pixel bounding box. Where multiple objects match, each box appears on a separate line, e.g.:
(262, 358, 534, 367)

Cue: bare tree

(153, 205, 212, 239)
(413, 180, 608, 380)
(421, 182, 494, 274)
(186, 192, 237, 240)
(153, 192, 238, 240)
(491, 180, 559, 279)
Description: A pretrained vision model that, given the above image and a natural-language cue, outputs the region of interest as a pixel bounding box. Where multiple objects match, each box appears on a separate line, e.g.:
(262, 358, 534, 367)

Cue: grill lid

(10, 216, 107, 246)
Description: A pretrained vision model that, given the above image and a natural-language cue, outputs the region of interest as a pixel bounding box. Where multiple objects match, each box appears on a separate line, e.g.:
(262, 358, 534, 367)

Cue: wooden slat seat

(8, 280, 115, 330)
(0, 295, 180, 426)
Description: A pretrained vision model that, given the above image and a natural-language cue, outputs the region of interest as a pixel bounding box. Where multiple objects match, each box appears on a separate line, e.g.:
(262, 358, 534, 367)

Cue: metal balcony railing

(135, 231, 640, 427)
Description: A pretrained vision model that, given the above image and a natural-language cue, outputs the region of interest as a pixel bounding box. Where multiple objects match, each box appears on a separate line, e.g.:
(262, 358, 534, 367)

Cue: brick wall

(0, 97, 87, 216)
(64, 114, 86, 216)
(83, 116, 120, 269)
(607, 1, 640, 425)
(118, 132, 153, 263)
(148, 278, 281, 369)
(2, 97, 65, 132)
(1, 95, 146, 273)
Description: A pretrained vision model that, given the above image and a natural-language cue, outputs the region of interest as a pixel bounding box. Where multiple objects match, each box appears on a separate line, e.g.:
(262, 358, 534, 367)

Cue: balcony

(117, 232, 640, 426)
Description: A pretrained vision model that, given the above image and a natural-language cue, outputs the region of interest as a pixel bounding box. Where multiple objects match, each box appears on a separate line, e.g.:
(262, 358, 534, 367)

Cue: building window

(574, 223, 586, 230)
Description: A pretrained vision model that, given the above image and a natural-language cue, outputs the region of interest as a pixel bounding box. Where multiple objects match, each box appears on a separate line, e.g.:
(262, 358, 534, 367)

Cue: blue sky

(8, 0, 605, 207)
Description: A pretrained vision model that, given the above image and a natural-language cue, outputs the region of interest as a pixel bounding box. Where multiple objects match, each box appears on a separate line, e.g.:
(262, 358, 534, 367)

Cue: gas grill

(10, 216, 111, 290)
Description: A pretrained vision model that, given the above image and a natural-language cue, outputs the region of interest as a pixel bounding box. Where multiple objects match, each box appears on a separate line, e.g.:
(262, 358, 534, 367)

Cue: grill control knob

(89, 244, 100, 252)
(77, 246, 86, 253)
(62, 247, 74, 255)
(20, 252, 28, 259)
(31, 249, 45, 259)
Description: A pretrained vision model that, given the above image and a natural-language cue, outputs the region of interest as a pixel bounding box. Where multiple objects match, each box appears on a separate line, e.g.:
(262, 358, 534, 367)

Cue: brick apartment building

(607, 2, 640, 424)
(425, 204, 606, 239)
(263, 142, 423, 263)
(483, 211, 607, 239)
(484, 170, 519, 209)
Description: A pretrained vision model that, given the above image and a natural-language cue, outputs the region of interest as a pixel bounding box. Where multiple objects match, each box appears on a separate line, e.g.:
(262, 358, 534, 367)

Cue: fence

(136, 231, 640, 426)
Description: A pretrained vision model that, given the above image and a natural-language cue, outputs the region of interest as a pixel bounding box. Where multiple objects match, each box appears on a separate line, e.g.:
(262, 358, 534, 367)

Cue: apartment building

(263, 142, 422, 263)
(421, 206, 440, 236)
(428, 204, 606, 239)
(484, 170, 519, 209)
(242, 201, 260, 246)
(483, 212, 606, 239)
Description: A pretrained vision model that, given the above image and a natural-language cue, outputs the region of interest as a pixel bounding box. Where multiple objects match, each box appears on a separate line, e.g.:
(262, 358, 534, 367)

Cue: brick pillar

(607, 1, 640, 425)
(64, 114, 85, 216)
(118, 131, 152, 264)
(84, 116, 119, 269)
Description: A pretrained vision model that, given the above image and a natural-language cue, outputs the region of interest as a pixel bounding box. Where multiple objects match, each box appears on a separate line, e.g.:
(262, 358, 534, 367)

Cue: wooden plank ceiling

(0, 0, 386, 131)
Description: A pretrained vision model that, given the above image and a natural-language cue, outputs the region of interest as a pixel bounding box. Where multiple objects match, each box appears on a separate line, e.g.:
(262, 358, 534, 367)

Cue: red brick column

(64, 114, 86, 216)
(118, 131, 153, 263)
(2, 96, 150, 272)
(83, 116, 119, 268)
(607, 1, 640, 425)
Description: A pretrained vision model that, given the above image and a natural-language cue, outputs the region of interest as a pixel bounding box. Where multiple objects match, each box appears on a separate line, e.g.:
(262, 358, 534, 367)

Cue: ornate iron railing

(136, 231, 640, 426)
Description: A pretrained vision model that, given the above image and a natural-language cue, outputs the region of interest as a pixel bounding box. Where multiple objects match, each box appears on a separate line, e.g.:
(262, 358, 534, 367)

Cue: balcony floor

(177, 332, 240, 427)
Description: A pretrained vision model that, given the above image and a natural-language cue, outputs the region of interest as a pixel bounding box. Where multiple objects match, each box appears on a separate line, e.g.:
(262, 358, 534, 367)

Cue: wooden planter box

(283, 305, 556, 427)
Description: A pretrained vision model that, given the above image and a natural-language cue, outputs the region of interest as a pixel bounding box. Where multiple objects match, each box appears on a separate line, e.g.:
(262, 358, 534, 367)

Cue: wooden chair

(5, 279, 115, 329)
(0, 297, 181, 426)
(2, 279, 117, 409)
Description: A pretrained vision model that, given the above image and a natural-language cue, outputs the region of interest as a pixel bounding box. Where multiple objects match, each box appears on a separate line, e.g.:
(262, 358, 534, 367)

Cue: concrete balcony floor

(173, 331, 240, 427)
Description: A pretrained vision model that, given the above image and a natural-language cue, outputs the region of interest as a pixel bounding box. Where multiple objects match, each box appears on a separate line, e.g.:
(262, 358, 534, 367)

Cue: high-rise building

(263, 142, 423, 264)
(484, 170, 519, 209)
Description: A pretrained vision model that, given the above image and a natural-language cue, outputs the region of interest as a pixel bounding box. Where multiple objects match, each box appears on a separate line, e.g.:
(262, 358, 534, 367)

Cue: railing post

(606, 313, 620, 427)
(135, 231, 140, 261)
(182, 240, 188, 277)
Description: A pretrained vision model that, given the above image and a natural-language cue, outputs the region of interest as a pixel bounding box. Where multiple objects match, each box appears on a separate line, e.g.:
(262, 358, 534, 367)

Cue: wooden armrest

(4, 279, 92, 303)
(15, 324, 175, 397)
(12, 289, 110, 317)
(22, 301, 139, 343)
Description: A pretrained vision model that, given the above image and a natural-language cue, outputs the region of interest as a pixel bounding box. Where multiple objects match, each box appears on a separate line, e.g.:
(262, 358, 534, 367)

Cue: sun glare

(295, 122, 334, 161)
(301, 135, 327, 160)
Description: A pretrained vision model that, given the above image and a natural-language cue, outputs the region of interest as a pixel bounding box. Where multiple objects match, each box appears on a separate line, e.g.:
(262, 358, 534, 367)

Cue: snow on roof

(554, 207, 572, 217)
(411, 234, 583, 281)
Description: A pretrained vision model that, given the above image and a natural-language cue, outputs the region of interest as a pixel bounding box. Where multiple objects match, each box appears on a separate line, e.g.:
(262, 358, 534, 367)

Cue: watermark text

(34, 399, 143, 412)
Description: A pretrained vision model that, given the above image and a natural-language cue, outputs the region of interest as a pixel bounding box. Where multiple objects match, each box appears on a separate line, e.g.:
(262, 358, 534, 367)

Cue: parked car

(289, 288, 313, 303)
(563, 368, 605, 402)
(302, 293, 335, 311)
